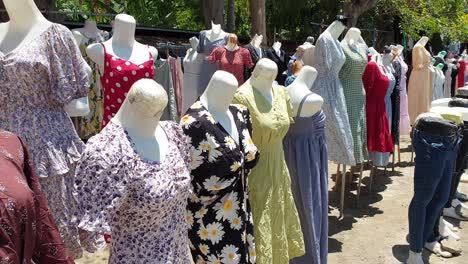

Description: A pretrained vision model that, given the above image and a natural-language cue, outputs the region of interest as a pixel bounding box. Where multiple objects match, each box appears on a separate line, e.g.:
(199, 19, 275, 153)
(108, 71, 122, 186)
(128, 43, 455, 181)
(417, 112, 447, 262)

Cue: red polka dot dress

(99, 43, 155, 127)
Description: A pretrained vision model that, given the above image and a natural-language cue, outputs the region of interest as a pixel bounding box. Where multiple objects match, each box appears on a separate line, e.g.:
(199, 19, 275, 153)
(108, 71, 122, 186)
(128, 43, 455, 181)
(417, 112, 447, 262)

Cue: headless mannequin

(184, 37, 200, 62)
(414, 36, 429, 70)
(225, 34, 239, 51)
(72, 20, 102, 40)
(342, 27, 362, 50)
(251, 34, 263, 48)
(287, 66, 323, 117)
(112, 79, 168, 162)
(272, 41, 282, 57)
(205, 21, 228, 42)
(200, 71, 239, 143)
(293, 46, 305, 61)
(86, 14, 158, 76)
(0, 0, 90, 117)
(324, 20, 346, 40)
(249, 58, 278, 105)
(383, 53, 395, 72)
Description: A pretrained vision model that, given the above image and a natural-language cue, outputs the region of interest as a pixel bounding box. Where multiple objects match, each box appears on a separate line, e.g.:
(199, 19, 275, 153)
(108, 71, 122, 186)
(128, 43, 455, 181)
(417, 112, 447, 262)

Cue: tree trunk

(227, 0, 236, 33)
(344, 0, 377, 27)
(249, 0, 267, 44)
(202, 0, 225, 29)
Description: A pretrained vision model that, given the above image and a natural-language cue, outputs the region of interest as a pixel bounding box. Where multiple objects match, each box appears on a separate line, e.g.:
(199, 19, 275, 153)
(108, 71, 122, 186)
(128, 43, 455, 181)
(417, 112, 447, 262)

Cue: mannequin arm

(64, 59, 92, 116)
(149, 46, 159, 60)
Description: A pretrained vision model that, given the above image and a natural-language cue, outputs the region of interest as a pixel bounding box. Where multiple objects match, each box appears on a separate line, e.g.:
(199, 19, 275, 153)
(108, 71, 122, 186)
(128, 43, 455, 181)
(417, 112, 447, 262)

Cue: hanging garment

(169, 56, 184, 117)
(408, 43, 433, 124)
(182, 51, 205, 114)
(283, 95, 328, 264)
(0, 23, 91, 258)
(445, 63, 454, 98)
(245, 43, 264, 65)
(398, 56, 411, 135)
(233, 84, 305, 264)
(384, 65, 396, 130)
(100, 44, 155, 127)
(451, 66, 459, 97)
(363, 62, 393, 166)
(73, 30, 109, 140)
(266, 48, 288, 85)
(0, 130, 74, 263)
(391, 59, 402, 144)
(181, 100, 260, 264)
(154, 59, 177, 121)
(432, 68, 446, 100)
(208, 46, 254, 86)
(312, 31, 355, 165)
(458, 60, 466, 88)
(409, 117, 460, 253)
(339, 41, 369, 163)
(197, 30, 228, 89)
(75, 121, 192, 263)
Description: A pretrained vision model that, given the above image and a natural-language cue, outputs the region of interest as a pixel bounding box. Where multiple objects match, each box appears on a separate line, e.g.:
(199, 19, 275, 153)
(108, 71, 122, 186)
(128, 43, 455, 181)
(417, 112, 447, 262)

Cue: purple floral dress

(75, 121, 192, 263)
(0, 23, 90, 258)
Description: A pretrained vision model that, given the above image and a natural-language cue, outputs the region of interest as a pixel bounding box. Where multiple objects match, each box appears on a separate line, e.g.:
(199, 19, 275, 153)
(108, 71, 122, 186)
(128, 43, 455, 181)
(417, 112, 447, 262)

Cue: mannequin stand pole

(357, 163, 364, 205)
(335, 164, 341, 191)
(410, 144, 414, 163)
(397, 143, 401, 163)
(392, 149, 395, 172)
(349, 165, 354, 183)
(340, 164, 347, 218)
(369, 166, 375, 193)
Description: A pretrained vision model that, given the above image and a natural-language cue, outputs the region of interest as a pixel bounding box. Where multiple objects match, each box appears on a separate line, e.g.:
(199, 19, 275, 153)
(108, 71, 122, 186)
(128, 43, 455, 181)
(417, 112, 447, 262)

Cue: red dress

(100, 44, 155, 127)
(0, 130, 73, 263)
(208, 46, 254, 85)
(363, 61, 394, 152)
(458, 60, 466, 88)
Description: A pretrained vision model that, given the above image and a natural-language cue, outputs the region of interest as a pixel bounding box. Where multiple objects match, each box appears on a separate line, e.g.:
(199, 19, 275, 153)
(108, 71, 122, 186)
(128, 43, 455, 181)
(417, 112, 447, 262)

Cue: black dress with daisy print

(181, 100, 260, 264)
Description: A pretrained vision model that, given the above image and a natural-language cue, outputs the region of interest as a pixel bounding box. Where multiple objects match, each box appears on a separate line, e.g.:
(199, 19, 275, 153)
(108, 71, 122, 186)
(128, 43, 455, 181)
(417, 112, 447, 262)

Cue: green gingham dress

(339, 42, 369, 163)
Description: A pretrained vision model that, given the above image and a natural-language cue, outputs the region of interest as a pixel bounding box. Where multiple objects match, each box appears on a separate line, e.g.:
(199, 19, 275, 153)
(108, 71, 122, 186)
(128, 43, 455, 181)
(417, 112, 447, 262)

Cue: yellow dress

(233, 83, 305, 264)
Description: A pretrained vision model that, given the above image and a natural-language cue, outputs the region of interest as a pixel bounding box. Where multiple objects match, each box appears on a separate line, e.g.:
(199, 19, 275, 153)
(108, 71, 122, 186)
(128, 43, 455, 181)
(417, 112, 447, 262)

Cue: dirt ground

(76, 136, 468, 264)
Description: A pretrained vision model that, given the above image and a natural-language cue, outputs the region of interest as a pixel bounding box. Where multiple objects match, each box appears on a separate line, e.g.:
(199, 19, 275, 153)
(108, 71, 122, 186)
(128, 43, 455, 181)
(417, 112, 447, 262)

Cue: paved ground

(76, 137, 468, 263)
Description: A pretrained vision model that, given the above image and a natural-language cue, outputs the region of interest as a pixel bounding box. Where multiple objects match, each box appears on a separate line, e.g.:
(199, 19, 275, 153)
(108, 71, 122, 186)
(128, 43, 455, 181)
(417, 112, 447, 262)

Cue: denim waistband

(413, 116, 460, 139)
(412, 129, 461, 152)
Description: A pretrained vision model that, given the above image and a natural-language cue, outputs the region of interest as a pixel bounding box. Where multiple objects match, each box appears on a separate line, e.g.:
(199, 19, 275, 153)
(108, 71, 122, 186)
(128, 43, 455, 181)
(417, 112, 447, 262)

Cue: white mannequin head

(272, 41, 282, 51)
(3, 0, 45, 22)
(211, 21, 222, 34)
(252, 58, 278, 83)
(201, 71, 238, 113)
(189, 37, 199, 50)
(417, 36, 429, 47)
(294, 45, 307, 59)
(251, 34, 263, 47)
(112, 14, 137, 47)
(226, 34, 239, 51)
(294, 66, 318, 87)
(325, 20, 346, 39)
(124, 79, 168, 119)
(343, 27, 361, 46)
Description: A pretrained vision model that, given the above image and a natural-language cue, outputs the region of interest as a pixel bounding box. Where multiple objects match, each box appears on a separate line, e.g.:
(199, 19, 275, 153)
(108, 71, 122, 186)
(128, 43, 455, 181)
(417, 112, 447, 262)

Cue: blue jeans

(409, 129, 460, 252)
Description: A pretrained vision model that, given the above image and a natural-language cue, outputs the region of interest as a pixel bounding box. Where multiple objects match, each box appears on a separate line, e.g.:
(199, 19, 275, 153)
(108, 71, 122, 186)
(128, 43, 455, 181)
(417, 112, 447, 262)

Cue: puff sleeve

(48, 24, 90, 104)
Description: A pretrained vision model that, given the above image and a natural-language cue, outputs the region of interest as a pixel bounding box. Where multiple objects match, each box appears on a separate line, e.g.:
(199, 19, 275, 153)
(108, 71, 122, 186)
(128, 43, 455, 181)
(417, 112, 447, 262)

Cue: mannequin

(408, 36, 433, 124)
(200, 71, 239, 142)
(245, 33, 264, 69)
(383, 50, 396, 129)
(267, 41, 287, 85)
(112, 78, 168, 161)
(324, 20, 346, 40)
(287, 45, 306, 76)
(185, 37, 200, 61)
(433, 63, 446, 100)
(87, 14, 157, 75)
(181, 37, 205, 114)
(205, 21, 228, 42)
(72, 20, 106, 40)
(0, 0, 90, 116)
(342, 27, 361, 50)
(288, 66, 323, 117)
(273, 41, 282, 57)
(233, 58, 306, 263)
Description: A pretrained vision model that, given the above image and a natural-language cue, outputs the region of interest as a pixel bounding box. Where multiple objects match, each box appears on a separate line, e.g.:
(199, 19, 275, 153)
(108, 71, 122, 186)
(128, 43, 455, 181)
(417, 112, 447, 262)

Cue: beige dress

(408, 43, 435, 124)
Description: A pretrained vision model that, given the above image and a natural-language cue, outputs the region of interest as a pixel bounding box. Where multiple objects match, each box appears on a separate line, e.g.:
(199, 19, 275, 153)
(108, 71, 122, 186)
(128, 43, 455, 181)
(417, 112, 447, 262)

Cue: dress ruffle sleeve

(48, 24, 90, 105)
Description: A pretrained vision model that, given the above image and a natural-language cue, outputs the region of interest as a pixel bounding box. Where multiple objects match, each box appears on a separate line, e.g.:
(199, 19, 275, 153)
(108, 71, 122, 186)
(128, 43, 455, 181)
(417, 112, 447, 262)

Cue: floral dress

(0, 130, 74, 263)
(75, 121, 192, 263)
(181, 101, 260, 264)
(74, 30, 109, 141)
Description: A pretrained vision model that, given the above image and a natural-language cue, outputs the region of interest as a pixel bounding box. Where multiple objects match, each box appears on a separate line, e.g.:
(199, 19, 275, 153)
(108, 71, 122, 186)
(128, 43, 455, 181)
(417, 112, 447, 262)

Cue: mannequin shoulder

(86, 42, 105, 61)
(148, 45, 159, 58)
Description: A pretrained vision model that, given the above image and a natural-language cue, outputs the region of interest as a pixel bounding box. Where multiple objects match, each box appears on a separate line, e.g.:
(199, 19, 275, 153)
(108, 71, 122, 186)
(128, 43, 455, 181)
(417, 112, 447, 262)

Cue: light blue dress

(311, 32, 355, 165)
(284, 94, 328, 264)
(196, 30, 228, 89)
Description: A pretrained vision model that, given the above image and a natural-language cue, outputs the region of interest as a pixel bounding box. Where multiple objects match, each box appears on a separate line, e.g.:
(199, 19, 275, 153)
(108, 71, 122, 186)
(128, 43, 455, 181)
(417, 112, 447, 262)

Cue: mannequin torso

(87, 14, 158, 75)
(273, 42, 282, 57)
(184, 37, 200, 63)
(200, 71, 239, 143)
(342, 27, 361, 50)
(112, 79, 169, 162)
(0, 0, 90, 116)
(205, 21, 228, 42)
(288, 66, 323, 117)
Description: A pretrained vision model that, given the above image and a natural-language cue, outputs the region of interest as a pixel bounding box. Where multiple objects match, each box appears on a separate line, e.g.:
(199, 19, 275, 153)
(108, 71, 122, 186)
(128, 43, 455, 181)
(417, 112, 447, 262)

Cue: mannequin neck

(112, 19, 136, 48)
(416, 37, 428, 47)
(84, 20, 99, 34)
(273, 42, 281, 54)
(200, 92, 231, 115)
(325, 21, 345, 39)
(295, 68, 317, 88)
(251, 76, 273, 95)
(4, 0, 47, 28)
(383, 54, 393, 66)
(114, 101, 159, 139)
